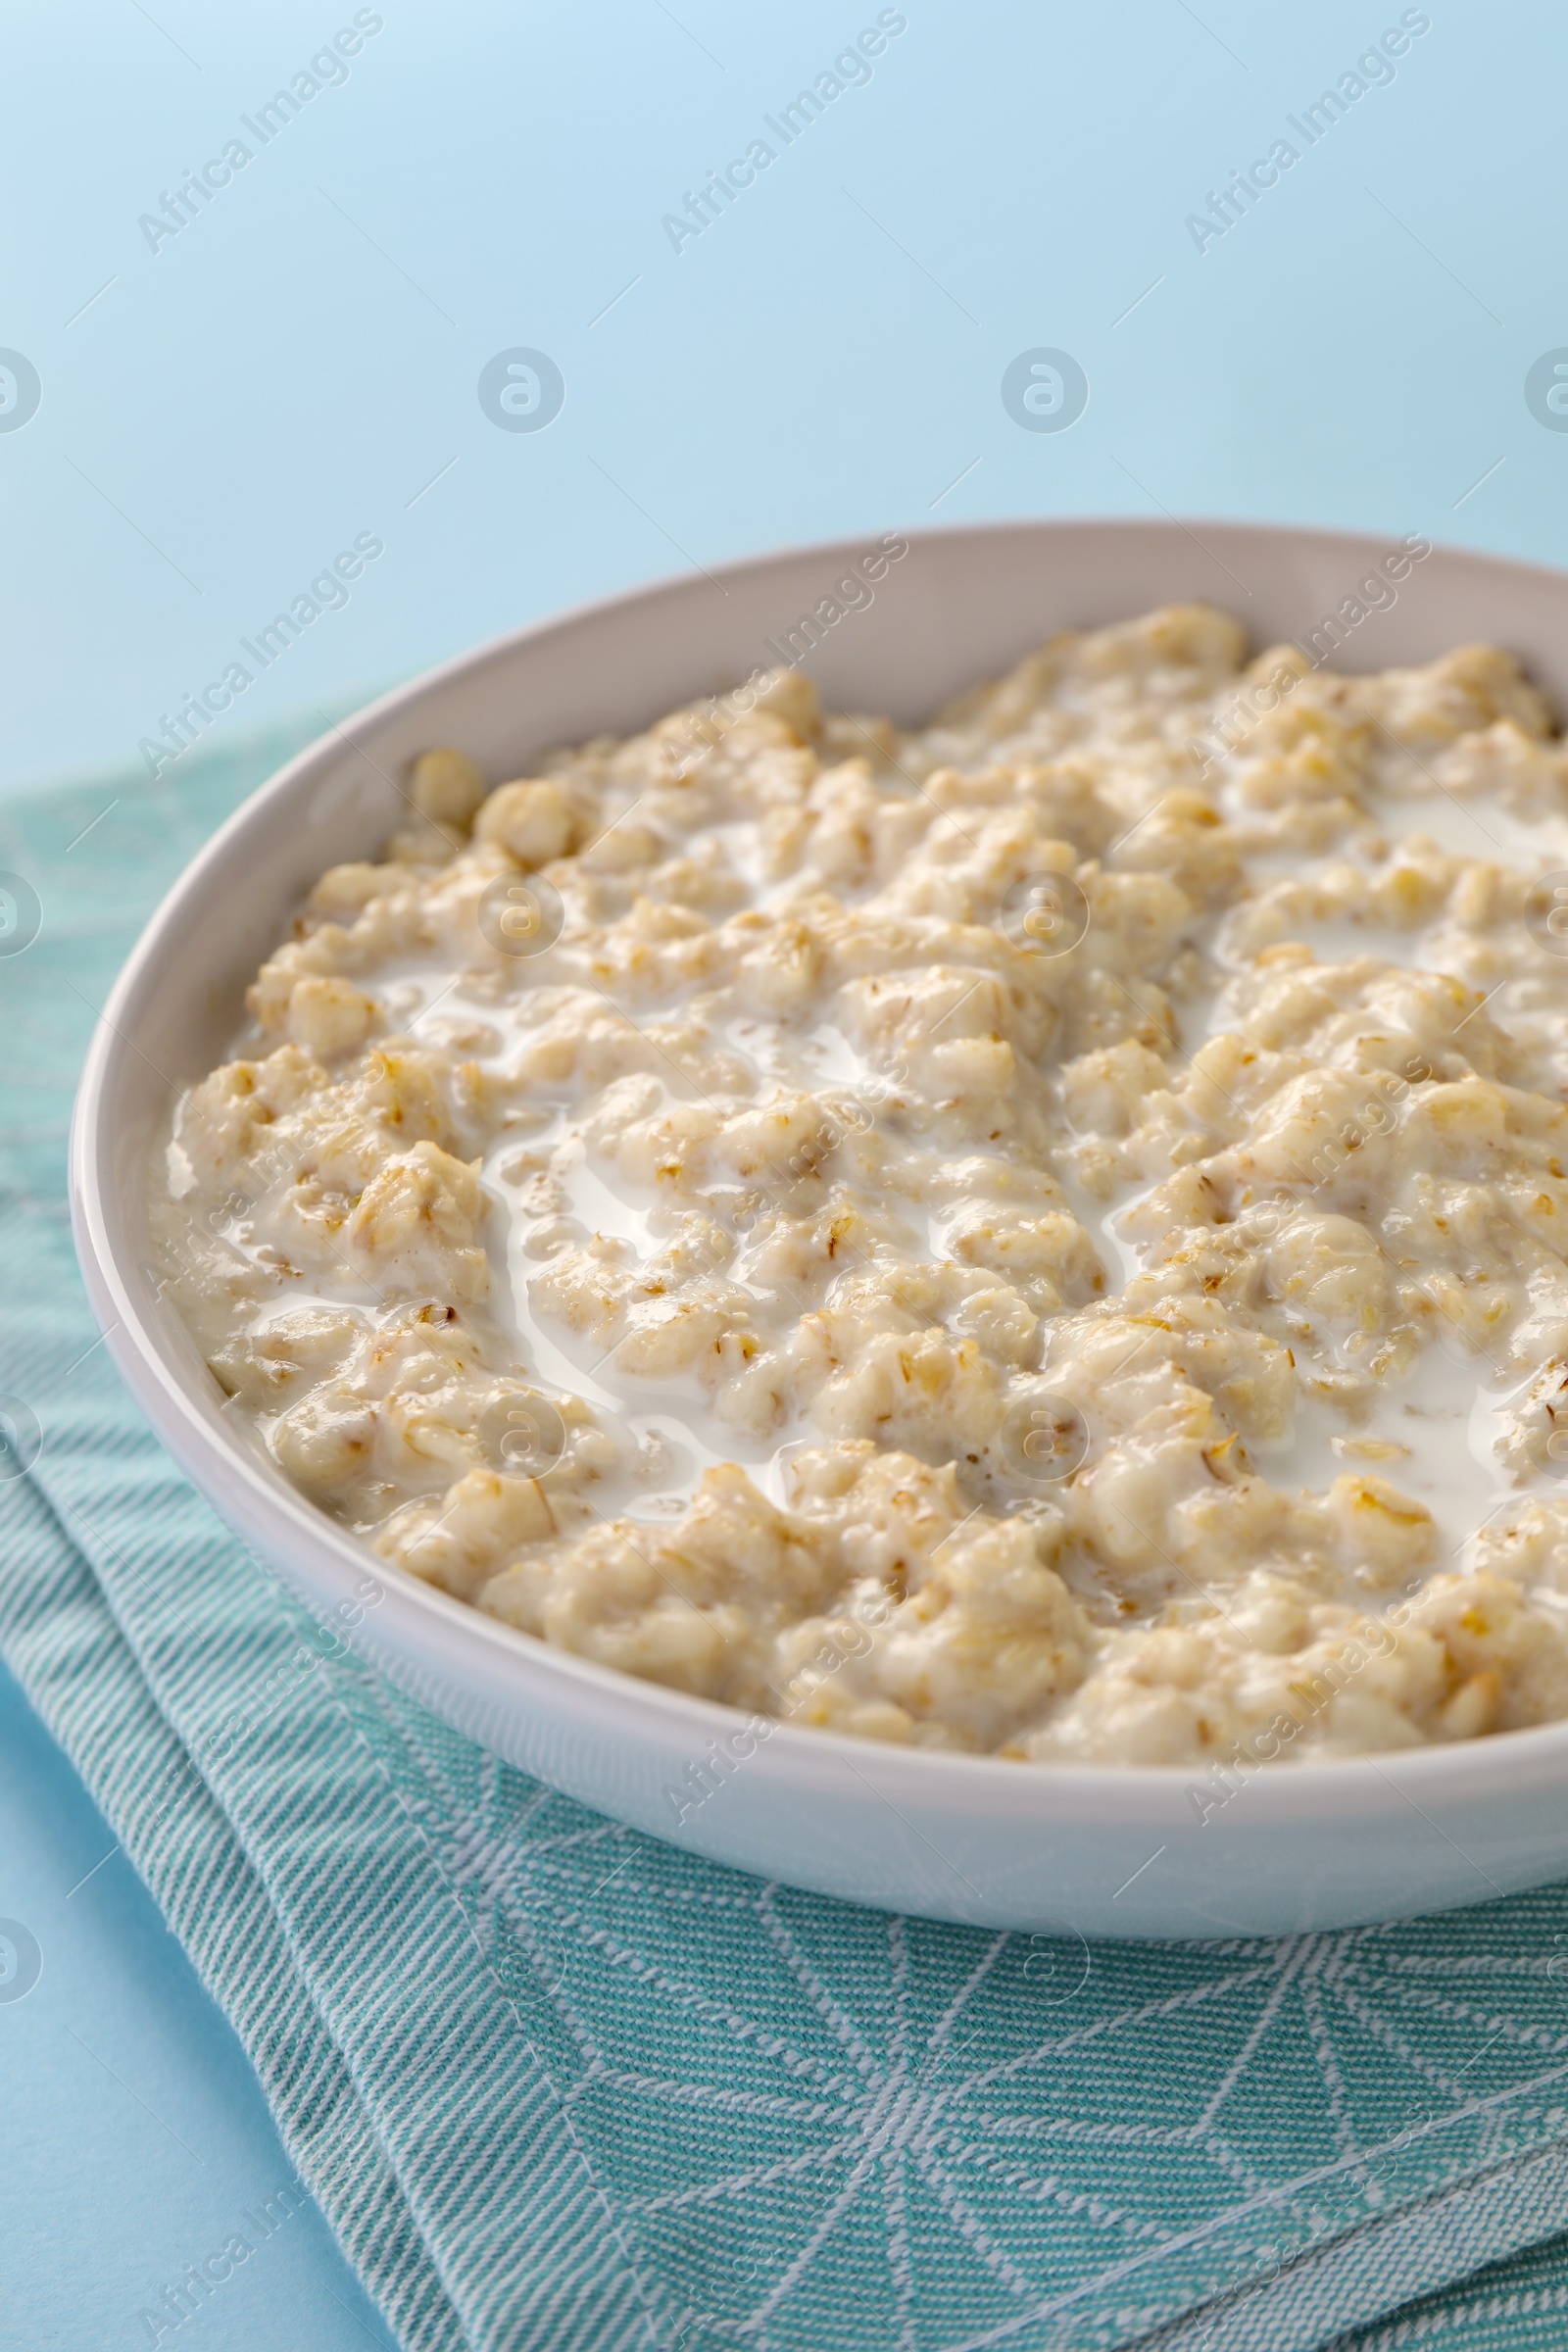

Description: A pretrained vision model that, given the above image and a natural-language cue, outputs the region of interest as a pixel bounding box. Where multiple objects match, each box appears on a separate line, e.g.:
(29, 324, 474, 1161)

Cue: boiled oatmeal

(151, 592, 1568, 1765)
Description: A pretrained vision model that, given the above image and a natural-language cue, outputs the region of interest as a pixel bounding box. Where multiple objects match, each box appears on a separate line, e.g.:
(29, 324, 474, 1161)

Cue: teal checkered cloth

(11, 717, 1568, 2352)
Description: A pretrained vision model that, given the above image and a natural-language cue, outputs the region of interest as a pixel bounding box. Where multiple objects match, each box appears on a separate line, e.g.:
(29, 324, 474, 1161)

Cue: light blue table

(3, 1, 1566, 2340)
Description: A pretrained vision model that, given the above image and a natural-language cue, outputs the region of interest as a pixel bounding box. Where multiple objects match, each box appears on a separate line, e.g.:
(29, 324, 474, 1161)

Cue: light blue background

(3, 1, 1564, 2341)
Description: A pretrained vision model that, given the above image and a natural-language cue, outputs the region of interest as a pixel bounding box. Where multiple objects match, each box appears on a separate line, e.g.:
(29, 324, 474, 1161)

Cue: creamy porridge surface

(153, 601, 1568, 1765)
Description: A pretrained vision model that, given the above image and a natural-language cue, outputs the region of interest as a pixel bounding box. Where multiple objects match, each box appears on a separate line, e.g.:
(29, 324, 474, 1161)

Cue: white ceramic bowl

(71, 517, 1568, 1939)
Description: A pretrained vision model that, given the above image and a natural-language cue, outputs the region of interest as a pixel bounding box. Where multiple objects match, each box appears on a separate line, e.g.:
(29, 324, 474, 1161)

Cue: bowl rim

(68, 510, 1568, 1824)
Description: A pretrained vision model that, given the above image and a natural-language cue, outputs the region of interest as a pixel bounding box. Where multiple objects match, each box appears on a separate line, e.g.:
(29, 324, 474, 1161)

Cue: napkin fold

(8, 719, 1568, 2352)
